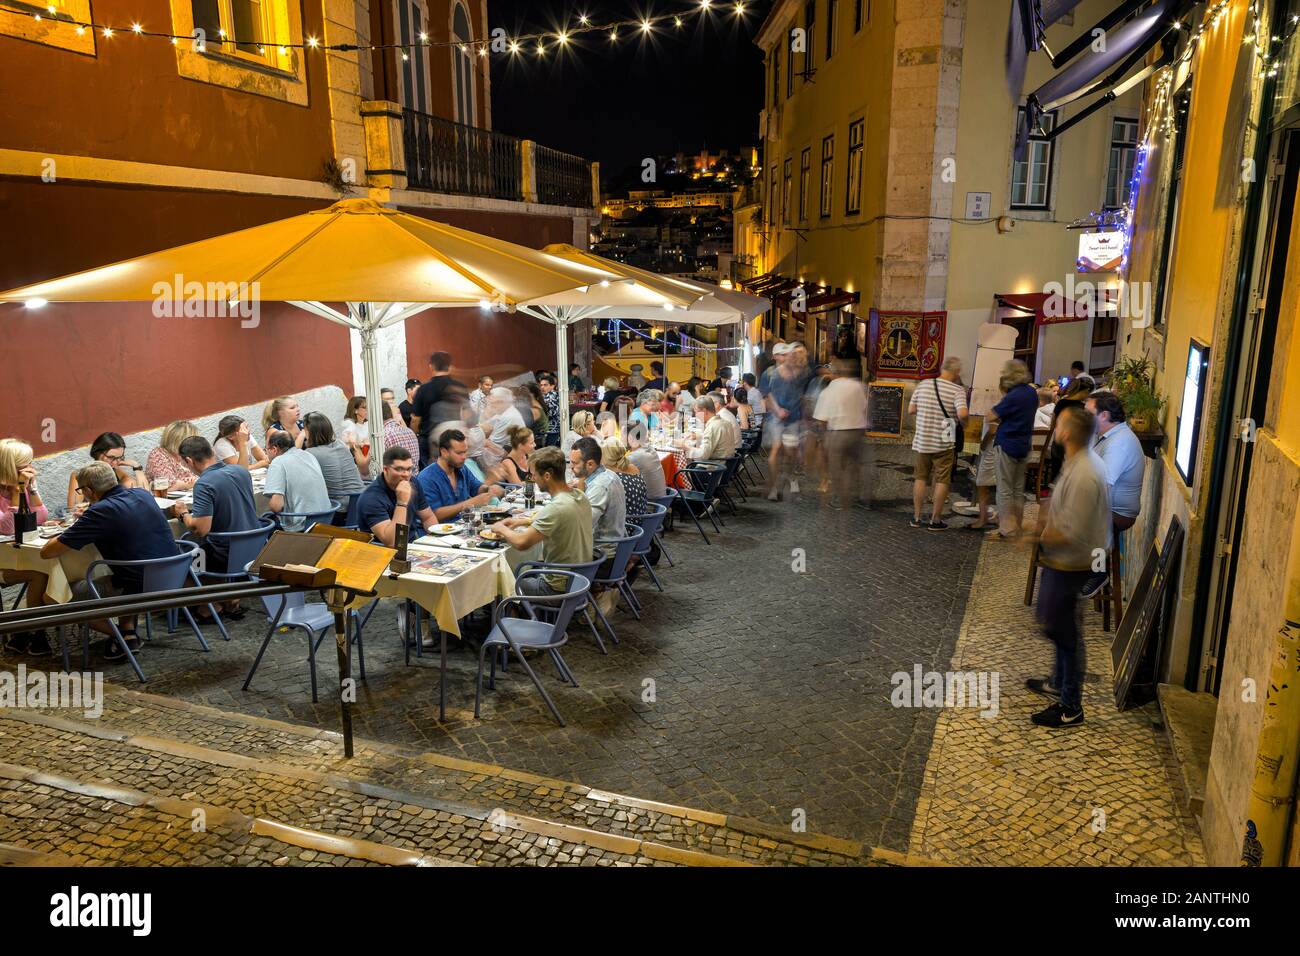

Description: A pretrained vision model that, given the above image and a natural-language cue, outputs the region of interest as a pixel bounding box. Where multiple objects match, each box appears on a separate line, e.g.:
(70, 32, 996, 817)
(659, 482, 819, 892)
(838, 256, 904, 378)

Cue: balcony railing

(535, 144, 594, 208)
(401, 109, 594, 208)
(403, 109, 522, 200)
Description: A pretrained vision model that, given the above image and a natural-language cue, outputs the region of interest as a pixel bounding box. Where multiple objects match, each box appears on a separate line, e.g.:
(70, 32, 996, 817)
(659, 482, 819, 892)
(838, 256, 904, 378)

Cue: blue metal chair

(335, 492, 364, 530)
(474, 570, 590, 727)
(243, 587, 365, 703)
(650, 490, 678, 566)
(671, 462, 726, 544)
(628, 503, 669, 595)
(183, 519, 275, 638)
(261, 500, 341, 533)
(590, 524, 645, 643)
(75, 540, 219, 683)
(515, 547, 609, 654)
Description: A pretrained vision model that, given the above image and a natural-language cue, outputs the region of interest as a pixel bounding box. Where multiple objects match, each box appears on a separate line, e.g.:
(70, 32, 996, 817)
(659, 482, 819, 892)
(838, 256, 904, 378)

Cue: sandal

(103, 630, 142, 662)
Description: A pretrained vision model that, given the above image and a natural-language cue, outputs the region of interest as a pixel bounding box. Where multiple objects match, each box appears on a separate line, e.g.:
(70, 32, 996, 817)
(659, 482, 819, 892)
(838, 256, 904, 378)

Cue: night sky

(488, 1, 770, 184)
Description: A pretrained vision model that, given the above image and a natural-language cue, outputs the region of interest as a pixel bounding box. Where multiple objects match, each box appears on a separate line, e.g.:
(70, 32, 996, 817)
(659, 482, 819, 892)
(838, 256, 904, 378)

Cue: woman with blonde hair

(262, 396, 305, 449)
(499, 425, 536, 485)
(602, 438, 648, 517)
(146, 420, 200, 493)
(562, 410, 597, 454)
(595, 411, 620, 442)
(0, 439, 52, 655)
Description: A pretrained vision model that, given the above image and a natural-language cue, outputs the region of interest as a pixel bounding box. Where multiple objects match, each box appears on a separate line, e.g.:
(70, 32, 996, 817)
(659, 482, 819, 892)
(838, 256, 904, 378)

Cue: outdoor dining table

(0, 534, 105, 605)
(375, 538, 517, 720)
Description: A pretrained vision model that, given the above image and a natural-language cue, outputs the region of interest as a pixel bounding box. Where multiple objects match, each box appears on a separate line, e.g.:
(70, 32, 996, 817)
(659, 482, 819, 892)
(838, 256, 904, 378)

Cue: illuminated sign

(1077, 230, 1123, 273)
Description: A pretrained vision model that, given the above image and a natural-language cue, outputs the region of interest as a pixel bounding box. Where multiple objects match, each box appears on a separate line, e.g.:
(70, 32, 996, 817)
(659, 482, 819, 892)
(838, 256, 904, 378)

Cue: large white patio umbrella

(518, 245, 711, 444)
(0, 199, 624, 468)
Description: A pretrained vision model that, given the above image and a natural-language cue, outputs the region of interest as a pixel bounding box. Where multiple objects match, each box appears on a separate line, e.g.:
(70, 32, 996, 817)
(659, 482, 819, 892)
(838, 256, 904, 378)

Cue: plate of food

(478, 528, 502, 541)
(430, 523, 460, 536)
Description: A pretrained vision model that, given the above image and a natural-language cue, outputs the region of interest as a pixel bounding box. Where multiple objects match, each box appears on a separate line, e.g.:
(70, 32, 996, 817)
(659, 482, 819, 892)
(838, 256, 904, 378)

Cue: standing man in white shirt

(468, 375, 494, 416)
(813, 360, 871, 509)
(908, 357, 968, 530)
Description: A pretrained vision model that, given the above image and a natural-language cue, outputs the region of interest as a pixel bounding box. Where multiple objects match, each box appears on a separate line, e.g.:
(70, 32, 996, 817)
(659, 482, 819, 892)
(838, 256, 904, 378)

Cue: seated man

(1081, 391, 1144, 597)
(490, 447, 593, 596)
(174, 436, 262, 618)
(568, 436, 626, 541)
(358, 446, 438, 547)
(709, 391, 743, 447)
(678, 395, 737, 462)
(41, 461, 183, 660)
(416, 428, 504, 523)
(263, 431, 332, 531)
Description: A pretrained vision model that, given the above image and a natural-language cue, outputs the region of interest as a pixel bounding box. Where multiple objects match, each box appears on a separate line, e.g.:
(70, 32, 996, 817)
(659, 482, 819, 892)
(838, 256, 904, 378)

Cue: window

(783, 158, 793, 225)
(769, 165, 779, 227)
(804, 1, 817, 75)
(826, 0, 839, 59)
(854, 0, 863, 31)
(452, 3, 475, 126)
(1, 0, 95, 54)
(771, 47, 780, 108)
(846, 119, 864, 215)
(799, 148, 812, 222)
(398, 0, 429, 114)
(1011, 108, 1056, 209)
(190, 0, 287, 68)
(1104, 116, 1139, 209)
(820, 135, 835, 218)
(787, 24, 795, 98)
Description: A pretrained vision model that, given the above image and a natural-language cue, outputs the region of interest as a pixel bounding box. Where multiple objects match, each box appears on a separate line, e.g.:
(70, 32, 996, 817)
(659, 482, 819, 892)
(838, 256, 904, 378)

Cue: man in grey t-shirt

(264, 432, 333, 530)
(1027, 405, 1111, 729)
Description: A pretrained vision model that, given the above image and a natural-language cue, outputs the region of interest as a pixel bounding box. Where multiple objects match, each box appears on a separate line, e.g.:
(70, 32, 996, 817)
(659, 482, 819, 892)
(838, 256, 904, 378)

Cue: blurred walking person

(812, 360, 870, 509)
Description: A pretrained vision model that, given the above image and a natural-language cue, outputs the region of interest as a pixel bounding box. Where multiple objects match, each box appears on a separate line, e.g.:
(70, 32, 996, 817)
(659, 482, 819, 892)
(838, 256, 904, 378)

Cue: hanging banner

(870, 310, 947, 380)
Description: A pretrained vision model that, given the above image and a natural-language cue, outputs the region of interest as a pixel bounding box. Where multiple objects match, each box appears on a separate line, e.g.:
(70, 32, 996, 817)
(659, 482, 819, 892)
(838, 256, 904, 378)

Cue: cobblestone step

(0, 715, 695, 867)
(0, 674, 900, 865)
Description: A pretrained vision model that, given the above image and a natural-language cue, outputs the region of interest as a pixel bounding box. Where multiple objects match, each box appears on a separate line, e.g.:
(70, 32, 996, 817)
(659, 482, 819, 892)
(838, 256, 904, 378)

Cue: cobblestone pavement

(1, 445, 976, 855)
(905, 505, 1206, 866)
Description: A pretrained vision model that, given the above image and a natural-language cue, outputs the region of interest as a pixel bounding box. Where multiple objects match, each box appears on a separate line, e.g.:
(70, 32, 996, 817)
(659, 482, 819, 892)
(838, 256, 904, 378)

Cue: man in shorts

(908, 357, 968, 530)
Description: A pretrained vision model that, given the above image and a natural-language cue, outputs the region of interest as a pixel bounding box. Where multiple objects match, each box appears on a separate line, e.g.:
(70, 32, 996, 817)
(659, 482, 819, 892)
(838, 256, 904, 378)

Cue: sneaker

(1080, 572, 1109, 598)
(927, 520, 949, 531)
(1031, 702, 1084, 727)
(767, 490, 781, 502)
(24, 630, 52, 658)
(909, 517, 926, 529)
(1025, 677, 1060, 699)
(789, 479, 800, 494)
(3, 633, 31, 655)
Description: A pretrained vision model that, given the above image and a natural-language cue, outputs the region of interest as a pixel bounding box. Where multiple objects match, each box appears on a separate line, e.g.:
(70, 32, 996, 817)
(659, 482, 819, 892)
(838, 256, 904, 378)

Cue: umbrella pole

(557, 311, 570, 449)
(357, 303, 387, 479)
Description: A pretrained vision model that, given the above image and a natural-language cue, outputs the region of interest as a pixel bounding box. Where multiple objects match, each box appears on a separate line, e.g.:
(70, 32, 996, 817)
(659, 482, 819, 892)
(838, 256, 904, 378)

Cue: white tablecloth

(373, 542, 516, 637)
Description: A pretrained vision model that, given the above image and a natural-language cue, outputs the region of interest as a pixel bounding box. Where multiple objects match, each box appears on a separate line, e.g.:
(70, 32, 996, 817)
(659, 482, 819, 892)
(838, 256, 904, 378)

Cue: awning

(1005, 0, 1088, 98)
(745, 273, 797, 295)
(996, 291, 1093, 326)
(806, 290, 861, 314)
(1016, 0, 1178, 157)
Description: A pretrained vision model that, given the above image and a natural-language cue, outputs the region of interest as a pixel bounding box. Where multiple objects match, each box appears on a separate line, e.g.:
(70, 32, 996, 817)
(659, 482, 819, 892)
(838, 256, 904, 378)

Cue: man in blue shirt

(416, 428, 503, 523)
(359, 446, 438, 547)
(41, 461, 182, 660)
(988, 361, 1039, 537)
(174, 437, 262, 573)
(1081, 390, 1144, 597)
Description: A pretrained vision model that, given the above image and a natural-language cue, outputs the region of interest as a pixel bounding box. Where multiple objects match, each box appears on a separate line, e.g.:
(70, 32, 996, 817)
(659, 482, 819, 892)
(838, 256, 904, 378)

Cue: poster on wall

(869, 310, 947, 380)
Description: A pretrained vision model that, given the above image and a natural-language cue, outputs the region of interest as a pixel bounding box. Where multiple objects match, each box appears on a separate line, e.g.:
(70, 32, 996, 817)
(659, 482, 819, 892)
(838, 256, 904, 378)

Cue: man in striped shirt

(382, 402, 422, 469)
(908, 357, 968, 530)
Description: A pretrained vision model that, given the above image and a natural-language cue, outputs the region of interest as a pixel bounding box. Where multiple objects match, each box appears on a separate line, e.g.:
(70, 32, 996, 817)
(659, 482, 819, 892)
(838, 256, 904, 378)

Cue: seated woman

(498, 426, 536, 485)
(214, 415, 269, 470)
(624, 422, 668, 499)
(562, 410, 597, 455)
(145, 420, 200, 494)
(66, 431, 144, 511)
(262, 396, 306, 449)
(301, 412, 366, 515)
(520, 382, 549, 448)
(595, 411, 621, 442)
(603, 438, 648, 517)
(339, 396, 371, 475)
(728, 389, 753, 431)
(1, 438, 53, 656)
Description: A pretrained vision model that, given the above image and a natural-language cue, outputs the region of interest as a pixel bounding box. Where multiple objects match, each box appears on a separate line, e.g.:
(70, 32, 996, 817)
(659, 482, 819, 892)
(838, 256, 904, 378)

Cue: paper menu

(319, 538, 397, 592)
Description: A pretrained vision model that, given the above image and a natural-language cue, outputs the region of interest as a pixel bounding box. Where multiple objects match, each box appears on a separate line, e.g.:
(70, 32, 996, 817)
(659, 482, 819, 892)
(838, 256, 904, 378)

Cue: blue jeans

(1036, 568, 1090, 713)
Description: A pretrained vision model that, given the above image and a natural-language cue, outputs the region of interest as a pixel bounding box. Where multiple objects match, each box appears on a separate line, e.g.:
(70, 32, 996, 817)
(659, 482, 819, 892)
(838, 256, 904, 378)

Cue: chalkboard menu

(867, 382, 906, 439)
(1112, 517, 1185, 710)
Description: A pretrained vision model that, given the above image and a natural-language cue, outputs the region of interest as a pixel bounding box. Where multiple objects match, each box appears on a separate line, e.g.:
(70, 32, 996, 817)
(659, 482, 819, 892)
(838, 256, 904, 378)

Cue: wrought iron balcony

(401, 109, 594, 208)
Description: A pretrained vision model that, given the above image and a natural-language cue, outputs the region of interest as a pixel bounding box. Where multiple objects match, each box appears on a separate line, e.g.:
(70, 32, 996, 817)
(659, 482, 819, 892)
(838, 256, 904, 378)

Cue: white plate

(430, 524, 460, 536)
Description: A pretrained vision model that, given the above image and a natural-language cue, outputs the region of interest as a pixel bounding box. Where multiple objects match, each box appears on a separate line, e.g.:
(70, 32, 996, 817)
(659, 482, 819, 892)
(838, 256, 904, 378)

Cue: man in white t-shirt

(813, 361, 870, 509)
(908, 357, 968, 530)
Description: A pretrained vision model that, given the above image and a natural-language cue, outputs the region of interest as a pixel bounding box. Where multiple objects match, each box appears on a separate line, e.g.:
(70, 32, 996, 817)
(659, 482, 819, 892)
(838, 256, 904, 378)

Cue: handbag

(932, 378, 963, 458)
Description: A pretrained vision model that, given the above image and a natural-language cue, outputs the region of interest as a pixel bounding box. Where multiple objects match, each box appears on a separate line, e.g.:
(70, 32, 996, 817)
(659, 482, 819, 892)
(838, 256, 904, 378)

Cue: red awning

(744, 272, 792, 293)
(996, 292, 1092, 326)
(806, 290, 861, 314)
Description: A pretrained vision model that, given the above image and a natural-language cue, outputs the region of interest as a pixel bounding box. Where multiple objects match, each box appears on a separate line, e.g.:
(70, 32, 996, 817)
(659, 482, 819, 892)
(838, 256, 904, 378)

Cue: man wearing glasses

(358, 446, 439, 548)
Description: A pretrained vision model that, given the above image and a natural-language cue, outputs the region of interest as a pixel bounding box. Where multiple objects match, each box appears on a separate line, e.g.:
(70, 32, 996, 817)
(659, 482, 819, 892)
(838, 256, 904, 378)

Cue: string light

(0, 0, 754, 58)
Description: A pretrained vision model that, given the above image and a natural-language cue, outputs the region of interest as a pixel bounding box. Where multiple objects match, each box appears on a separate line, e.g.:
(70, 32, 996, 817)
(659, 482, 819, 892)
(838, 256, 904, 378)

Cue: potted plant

(1108, 355, 1167, 436)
